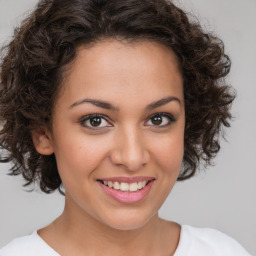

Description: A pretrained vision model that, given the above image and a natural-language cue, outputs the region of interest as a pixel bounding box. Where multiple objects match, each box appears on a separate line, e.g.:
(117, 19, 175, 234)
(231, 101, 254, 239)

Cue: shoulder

(0, 232, 59, 256)
(174, 225, 251, 256)
(0, 233, 35, 256)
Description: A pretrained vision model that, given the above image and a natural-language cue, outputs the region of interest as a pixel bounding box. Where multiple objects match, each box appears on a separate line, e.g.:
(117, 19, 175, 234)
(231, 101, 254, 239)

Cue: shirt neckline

(32, 231, 61, 256)
(34, 225, 186, 255)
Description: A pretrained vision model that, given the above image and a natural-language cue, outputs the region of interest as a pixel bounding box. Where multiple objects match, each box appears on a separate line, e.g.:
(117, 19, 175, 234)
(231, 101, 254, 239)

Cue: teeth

(102, 180, 149, 192)
(138, 181, 143, 189)
(129, 182, 138, 192)
(120, 182, 129, 191)
(113, 181, 120, 190)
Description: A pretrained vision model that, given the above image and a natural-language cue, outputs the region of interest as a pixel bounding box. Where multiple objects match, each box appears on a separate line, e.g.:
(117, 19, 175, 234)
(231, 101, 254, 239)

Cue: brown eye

(90, 117, 102, 127)
(145, 113, 176, 127)
(151, 115, 163, 125)
(79, 114, 112, 129)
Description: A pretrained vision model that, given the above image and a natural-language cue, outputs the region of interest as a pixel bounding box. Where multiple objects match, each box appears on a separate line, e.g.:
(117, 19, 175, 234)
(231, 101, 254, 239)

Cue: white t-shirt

(0, 225, 251, 256)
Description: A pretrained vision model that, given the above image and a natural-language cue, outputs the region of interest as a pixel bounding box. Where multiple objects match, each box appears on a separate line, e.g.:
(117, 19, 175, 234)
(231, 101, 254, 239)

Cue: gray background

(0, 0, 255, 254)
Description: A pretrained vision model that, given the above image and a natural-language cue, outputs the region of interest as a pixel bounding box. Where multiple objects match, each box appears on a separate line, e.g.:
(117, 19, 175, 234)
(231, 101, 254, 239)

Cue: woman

(0, 0, 251, 255)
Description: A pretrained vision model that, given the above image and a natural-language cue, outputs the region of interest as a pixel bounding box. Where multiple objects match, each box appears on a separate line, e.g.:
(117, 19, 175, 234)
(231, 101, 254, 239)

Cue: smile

(100, 180, 149, 192)
(97, 177, 155, 204)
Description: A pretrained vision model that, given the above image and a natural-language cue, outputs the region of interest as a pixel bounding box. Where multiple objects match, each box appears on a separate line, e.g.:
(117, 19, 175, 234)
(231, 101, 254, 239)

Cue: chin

(101, 209, 157, 231)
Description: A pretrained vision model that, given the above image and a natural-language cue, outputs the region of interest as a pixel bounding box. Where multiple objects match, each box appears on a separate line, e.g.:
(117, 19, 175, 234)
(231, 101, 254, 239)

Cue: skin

(32, 39, 185, 256)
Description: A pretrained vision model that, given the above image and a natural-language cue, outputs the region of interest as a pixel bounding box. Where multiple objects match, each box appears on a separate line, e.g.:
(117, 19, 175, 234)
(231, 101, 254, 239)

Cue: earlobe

(31, 127, 54, 155)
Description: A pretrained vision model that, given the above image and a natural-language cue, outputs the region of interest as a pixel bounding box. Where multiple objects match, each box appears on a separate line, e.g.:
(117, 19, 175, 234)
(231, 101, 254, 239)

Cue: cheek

(152, 132, 184, 176)
(53, 135, 109, 182)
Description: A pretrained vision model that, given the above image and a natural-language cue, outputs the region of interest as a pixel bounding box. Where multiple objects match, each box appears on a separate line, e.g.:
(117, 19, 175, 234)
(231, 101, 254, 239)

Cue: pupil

(152, 115, 162, 125)
(90, 117, 101, 127)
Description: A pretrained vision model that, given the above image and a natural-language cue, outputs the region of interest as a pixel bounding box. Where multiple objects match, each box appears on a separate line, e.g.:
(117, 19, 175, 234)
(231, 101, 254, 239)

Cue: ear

(31, 127, 54, 155)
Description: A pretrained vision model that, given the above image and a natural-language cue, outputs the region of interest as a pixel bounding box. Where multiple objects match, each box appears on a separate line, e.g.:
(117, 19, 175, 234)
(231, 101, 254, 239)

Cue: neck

(39, 194, 180, 256)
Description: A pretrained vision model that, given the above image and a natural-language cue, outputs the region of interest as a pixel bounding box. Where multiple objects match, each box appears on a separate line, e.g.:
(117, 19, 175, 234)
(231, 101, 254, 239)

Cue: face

(44, 40, 185, 230)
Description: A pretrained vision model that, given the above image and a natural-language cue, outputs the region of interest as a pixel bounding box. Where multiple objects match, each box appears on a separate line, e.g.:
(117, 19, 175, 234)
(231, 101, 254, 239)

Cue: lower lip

(98, 181, 154, 204)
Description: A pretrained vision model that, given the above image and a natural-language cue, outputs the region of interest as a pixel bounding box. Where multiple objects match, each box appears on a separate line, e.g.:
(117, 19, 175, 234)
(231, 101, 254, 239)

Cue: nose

(109, 126, 150, 171)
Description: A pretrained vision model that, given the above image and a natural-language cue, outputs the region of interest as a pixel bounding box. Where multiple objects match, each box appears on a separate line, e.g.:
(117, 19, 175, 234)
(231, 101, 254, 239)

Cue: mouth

(97, 180, 152, 192)
(97, 177, 155, 204)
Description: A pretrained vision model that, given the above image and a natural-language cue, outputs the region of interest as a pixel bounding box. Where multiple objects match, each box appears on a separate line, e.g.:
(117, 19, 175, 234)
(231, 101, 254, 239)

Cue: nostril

(108, 138, 150, 171)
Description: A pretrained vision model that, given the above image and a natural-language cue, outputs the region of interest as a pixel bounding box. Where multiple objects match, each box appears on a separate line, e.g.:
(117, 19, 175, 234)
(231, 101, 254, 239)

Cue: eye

(79, 114, 112, 129)
(145, 113, 176, 127)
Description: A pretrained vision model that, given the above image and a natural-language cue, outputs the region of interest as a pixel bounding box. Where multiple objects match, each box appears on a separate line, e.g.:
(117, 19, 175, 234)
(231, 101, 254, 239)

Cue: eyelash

(79, 114, 112, 130)
(78, 112, 176, 130)
(145, 112, 177, 127)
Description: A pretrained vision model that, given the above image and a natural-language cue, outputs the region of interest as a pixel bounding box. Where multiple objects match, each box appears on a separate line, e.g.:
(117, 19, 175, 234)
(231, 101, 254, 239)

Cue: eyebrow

(69, 98, 120, 111)
(145, 96, 181, 111)
(69, 96, 181, 111)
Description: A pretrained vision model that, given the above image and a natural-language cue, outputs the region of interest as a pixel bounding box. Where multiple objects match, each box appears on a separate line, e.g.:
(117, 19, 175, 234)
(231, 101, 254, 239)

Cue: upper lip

(97, 176, 155, 184)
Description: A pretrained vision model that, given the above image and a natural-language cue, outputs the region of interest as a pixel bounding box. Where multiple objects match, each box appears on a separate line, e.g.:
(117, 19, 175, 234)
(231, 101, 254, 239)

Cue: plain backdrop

(0, 0, 255, 255)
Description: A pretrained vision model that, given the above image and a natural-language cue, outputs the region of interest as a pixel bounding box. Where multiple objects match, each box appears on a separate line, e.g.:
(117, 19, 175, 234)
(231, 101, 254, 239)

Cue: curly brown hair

(0, 0, 235, 194)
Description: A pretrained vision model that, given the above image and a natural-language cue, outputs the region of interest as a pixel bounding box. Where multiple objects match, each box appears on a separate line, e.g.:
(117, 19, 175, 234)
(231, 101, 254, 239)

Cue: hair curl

(0, 0, 235, 194)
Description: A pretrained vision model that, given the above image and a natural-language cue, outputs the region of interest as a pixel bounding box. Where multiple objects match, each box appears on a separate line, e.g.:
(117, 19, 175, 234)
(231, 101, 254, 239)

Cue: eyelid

(78, 112, 176, 130)
(145, 112, 177, 127)
(78, 114, 112, 129)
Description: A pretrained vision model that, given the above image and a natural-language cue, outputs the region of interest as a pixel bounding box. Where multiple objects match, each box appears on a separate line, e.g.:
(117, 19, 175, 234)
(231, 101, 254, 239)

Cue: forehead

(58, 39, 183, 108)
(74, 39, 182, 79)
